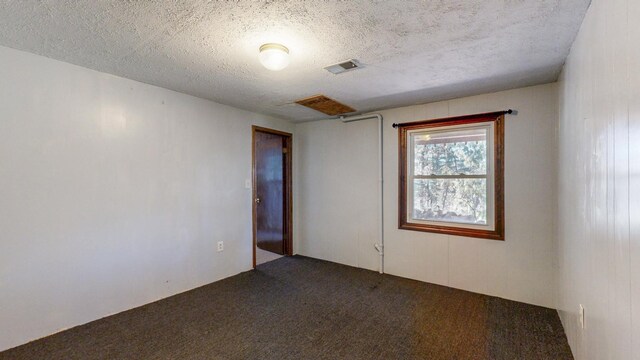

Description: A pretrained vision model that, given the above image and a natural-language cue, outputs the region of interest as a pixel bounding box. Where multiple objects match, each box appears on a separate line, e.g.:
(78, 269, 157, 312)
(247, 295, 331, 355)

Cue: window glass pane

(413, 179, 487, 224)
(413, 128, 487, 176)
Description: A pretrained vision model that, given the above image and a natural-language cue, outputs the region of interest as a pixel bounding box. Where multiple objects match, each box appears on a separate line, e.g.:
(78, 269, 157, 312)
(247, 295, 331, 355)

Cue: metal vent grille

(324, 59, 361, 75)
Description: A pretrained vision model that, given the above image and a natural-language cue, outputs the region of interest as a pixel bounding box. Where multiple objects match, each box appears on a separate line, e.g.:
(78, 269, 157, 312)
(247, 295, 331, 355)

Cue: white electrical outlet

(217, 241, 224, 252)
(579, 304, 585, 329)
(244, 179, 251, 189)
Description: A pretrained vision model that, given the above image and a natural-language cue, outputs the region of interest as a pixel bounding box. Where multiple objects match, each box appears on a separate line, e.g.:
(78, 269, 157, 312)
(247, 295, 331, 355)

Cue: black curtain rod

(392, 109, 513, 129)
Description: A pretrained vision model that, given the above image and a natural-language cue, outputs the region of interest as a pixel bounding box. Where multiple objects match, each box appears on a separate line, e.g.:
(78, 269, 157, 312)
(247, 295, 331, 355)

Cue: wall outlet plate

(579, 304, 585, 329)
(217, 241, 224, 252)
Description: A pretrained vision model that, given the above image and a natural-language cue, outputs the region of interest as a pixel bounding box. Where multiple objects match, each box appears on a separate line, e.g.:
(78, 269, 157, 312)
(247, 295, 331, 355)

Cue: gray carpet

(1, 255, 573, 359)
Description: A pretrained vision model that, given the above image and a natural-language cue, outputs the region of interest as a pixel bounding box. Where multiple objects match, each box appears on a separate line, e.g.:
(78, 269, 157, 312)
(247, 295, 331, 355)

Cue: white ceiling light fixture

(258, 43, 290, 71)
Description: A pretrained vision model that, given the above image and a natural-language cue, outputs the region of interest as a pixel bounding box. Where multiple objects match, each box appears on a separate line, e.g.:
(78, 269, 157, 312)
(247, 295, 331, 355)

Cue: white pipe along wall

(339, 113, 384, 274)
(296, 83, 559, 308)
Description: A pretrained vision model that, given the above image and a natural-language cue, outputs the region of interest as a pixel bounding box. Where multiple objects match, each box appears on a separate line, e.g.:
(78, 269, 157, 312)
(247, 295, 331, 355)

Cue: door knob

(255, 198, 261, 204)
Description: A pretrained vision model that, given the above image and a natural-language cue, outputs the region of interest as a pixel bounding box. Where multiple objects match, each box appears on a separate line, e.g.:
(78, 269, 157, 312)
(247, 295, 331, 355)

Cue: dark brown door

(254, 129, 287, 255)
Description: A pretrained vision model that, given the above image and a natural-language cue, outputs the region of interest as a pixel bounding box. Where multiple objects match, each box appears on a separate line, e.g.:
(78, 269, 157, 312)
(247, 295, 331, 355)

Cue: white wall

(295, 119, 380, 271)
(0, 45, 293, 351)
(556, 0, 640, 358)
(296, 83, 558, 308)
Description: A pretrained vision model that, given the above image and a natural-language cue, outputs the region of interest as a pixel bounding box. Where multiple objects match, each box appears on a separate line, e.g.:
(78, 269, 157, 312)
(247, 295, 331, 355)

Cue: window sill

(398, 222, 504, 240)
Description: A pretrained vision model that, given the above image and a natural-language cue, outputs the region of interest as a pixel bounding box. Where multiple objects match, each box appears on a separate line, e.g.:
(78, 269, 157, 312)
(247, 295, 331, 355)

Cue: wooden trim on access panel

(398, 112, 505, 241)
(251, 125, 294, 269)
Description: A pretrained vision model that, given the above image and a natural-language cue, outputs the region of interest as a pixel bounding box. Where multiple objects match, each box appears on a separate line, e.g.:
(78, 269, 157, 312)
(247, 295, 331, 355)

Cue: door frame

(252, 125, 293, 268)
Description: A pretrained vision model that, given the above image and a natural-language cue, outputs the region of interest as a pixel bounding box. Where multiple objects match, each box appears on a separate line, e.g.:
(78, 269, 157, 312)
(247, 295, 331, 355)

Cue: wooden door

(252, 127, 291, 261)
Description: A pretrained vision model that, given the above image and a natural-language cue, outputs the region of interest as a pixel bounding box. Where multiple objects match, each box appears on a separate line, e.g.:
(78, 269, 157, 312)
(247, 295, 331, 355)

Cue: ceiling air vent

(295, 95, 355, 116)
(324, 59, 361, 75)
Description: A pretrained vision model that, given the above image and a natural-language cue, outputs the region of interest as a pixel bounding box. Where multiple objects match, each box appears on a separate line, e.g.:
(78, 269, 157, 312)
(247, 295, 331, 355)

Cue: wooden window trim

(398, 112, 505, 241)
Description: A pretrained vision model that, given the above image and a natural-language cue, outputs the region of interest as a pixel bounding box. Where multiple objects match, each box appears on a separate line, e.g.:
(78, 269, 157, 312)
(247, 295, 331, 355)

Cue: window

(398, 112, 505, 240)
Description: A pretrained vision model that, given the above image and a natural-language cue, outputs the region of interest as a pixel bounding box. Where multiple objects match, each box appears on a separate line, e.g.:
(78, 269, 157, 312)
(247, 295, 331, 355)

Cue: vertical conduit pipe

(339, 114, 384, 274)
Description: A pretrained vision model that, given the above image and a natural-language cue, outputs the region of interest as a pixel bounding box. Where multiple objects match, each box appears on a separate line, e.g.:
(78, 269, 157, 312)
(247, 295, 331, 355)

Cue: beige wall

(556, 0, 640, 358)
(295, 83, 559, 308)
(0, 45, 293, 351)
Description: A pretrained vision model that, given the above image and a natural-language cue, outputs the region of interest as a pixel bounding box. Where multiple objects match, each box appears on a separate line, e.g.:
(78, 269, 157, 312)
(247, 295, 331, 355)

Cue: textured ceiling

(0, 1, 590, 122)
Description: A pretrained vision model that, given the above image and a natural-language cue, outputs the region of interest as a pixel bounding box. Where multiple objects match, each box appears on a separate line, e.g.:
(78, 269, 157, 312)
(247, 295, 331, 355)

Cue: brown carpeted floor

(1, 255, 573, 360)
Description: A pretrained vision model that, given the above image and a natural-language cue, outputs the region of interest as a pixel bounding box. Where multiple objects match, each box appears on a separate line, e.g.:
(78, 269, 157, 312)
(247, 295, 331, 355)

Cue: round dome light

(258, 43, 290, 71)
